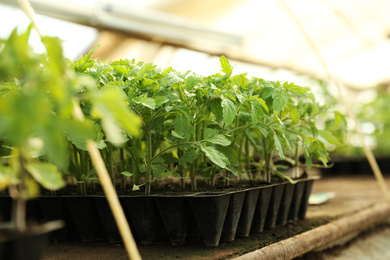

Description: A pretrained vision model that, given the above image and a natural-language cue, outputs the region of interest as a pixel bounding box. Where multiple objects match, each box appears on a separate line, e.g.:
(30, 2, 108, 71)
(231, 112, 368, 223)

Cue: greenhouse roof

(1, 0, 390, 89)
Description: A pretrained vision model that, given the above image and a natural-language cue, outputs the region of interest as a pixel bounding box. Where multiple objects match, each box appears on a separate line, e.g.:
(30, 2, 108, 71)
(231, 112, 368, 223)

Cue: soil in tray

(42, 216, 334, 260)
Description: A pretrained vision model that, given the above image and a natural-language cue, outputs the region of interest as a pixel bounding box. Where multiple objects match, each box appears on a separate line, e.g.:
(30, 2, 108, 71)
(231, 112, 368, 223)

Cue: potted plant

(59, 53, 346, 246)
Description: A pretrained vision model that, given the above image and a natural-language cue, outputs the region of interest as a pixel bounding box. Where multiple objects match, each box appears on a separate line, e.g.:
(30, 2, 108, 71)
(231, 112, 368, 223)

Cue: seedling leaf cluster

(0, 27, 347, 199)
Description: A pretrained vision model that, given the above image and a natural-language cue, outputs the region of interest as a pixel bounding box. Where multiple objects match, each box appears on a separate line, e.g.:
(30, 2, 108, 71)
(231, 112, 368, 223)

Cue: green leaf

(221, 97, 236, 126)
(92, 88, 141, 142)
(220, 56, 233, 78)
(174, 114, 194, 140)
(153, 157, 165, 164)
(139, 165, 146, 173)
(172, 130, 185, 139)
(165, 71, 184, 85)
(220, 146, 239, 167)
(128, 147, 146, 159)
(272, 89, 289, 112)
(152, 164, 166, 178)
(41, 121, 67, 170)
(284, 82, 306, 96)
(231, 73, 248, 89)
(121, 171, 133, 177)
(132, 184, 140, 191)
(262, 87, 274, 99)
(138, 63, 155, 77)
(200, 145, 228, 169)
(134, 96, 156, 110)
(318, 130, 340, 145)
(26, 162, 65, 190)
(290, 108, 299, 124)
(251, 97, 268, 125)
(41, 36, 66, 77)
(63, 119, 97, 150)
(226, 164, 239, 176)
(179, 149, 199, 165)
(155, 96, 169, 108)
(203, 129, 231, 146)
(209, 99, 223, 123)
(273, 132, 285, 159)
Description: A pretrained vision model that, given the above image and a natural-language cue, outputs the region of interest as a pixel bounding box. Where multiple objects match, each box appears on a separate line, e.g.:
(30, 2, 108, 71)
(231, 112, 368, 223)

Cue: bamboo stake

(17, 1, 142, 259)
(278, 0, 390, 203)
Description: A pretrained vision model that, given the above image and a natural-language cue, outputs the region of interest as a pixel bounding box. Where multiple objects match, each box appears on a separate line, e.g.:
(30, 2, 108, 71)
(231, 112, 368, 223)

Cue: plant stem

(120, 147, 126, 190)
(11, 156, 27, 232)
(145, 119, 153, 195)
(190, 162, 197, 191)
(210, 166, 217, 187)
(107, 144, 114, 186)
(294, 143, 300, 179)
(245, 137, 251, 179)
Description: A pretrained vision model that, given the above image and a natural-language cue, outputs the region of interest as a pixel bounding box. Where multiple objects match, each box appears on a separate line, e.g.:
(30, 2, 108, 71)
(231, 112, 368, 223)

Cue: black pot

(220, 190, 246, 242)
(38, 196, 74, 242)
(0, 195, 12, 222)
(94, 196, 122, 244)
(65, 196, 101, 242)
(298, 179, 314, 220)
(121, 196, 159, 245)
(236, 188, 260, 238)
(154, 195, 192, 246)
(276, 183, 295, 226)
(264, 183, 285, 229)
(0, 220, 64, 260)
(288, 181, 306, 221)
(251, 185, 273, 233)
(188, 192, 231, 247)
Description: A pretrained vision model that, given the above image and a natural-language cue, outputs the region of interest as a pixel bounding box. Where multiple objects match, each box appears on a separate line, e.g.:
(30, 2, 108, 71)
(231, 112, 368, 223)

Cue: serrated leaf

(204, 128, 219, 140)
(204, 134, 231, 146)
(152, 164, 165, 178)
(172, 130, 185, 139)
(155, 96, 169, 108)
(231, 73, 248, 89)
(221, 97, 236, 126)
(272, 89, 289, 112)
(262, 87, 274, 99)
(165, 71, 184, 85)
(138, 63, 155, 77)
(174, 113, 194, 140)
(284, 82, 306, 96)
(273, 132, 285, 159)
(179, 149, 199, 165)
(251, 98, 266, 125)
(200, 145, 228, 169)
(272, 89, 288, 111)
(134, 96, 156, 110)
(209, 98, 223, 122)
(220, 56, 233, 78)
(26, 162, 65, 190)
